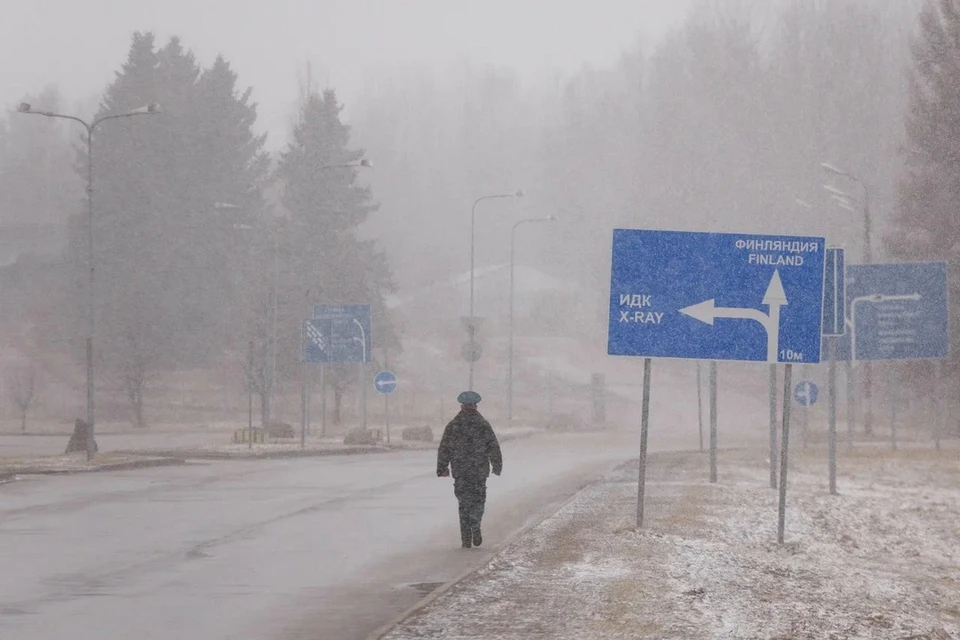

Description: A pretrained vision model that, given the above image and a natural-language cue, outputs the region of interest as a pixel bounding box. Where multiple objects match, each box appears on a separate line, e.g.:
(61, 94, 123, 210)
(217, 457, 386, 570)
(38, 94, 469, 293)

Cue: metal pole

(636, 357, 652, 528)
(828, 336, 838, 495)
(469, 199, 478, 392)
(934, 360, 942, 451)
(508, 227, 516, 427)
(846, 359, 855, 452)
(300, 364, 307, 449)
(320, 365, 326, 438)
(361, 362, 367, 429)
(862, 182, 874, 437)
(248, 339, 254, 449)
(85, 125, 96, 461)
(777, 363, 793, 544)
(890, 375, 898, 452)
(768, 363, 777, 488)
(385, 394, 390, 444)
(696, 361, 704, 453)
(709, 361, 718, 483)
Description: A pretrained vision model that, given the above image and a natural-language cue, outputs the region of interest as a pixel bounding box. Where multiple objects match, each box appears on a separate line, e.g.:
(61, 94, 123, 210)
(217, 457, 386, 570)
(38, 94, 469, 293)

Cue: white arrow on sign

(679, 270, 788, 362)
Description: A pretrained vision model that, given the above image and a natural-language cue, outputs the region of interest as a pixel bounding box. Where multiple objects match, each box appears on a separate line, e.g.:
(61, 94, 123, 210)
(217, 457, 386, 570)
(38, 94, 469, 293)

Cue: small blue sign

(374, 370, 398, 395)
(607, 229, 826, 363)
(835, 262, 949, 361)
(793, 381, 819, 407)
(307, 304, 372, 363)
(822, 247, 845, 336)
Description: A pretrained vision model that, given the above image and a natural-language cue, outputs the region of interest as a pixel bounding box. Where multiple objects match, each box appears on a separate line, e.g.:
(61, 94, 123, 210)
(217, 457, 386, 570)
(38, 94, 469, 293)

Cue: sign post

(696, 362, 704, 453)
(710, 361, 718, 483)
(374, 370, 398, 443)
(777, 364, 794, 544)
(821, 247, 845, 493)
(608, 229, 825, 530)
(636, 358, 652, 527)
(768, 364, 777, 489)
(306, 305, 372, 432)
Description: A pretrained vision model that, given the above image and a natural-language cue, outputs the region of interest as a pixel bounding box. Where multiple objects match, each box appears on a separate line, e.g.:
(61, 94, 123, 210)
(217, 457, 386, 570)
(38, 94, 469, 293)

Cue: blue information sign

(793, 381, 819, 407)
(607, 229, 826, 363)
(835, 262, 949, 361)
(822, 247, 845, 336)
(303, 304, 372, 364)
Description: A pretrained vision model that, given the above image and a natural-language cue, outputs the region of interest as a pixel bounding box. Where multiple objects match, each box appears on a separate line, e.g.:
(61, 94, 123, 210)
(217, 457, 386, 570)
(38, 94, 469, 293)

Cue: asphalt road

(0, 431, 646, 640)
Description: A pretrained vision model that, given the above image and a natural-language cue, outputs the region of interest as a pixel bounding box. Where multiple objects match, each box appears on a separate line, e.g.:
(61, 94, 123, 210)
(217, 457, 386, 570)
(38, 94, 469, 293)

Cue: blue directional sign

(302, 318, 333, 364)
(793, 381, 819, 407)
(822, 247, 845, 336)
(836, 262, 949, 361)
(374, 370, 398, 395)
(607, 229, 826, 363)
(308, 304, 372, 363)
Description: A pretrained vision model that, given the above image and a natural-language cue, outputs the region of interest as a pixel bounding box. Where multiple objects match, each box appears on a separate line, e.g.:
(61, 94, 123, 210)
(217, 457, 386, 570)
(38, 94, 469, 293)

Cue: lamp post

(508, 215, 557, 428)
(821, 161, 875, 435)
(468, 190, 523, 391)
(17, 102, 160, 460)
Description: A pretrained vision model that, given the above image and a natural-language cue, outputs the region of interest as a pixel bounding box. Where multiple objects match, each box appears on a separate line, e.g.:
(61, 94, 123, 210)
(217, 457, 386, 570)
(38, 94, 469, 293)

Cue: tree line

(0, 32, 397, 428)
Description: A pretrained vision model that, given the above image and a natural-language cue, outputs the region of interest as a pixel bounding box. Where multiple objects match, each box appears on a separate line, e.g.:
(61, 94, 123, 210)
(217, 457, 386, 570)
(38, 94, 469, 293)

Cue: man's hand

(492, 468, 501, 476)
(437, 468, 449, 477)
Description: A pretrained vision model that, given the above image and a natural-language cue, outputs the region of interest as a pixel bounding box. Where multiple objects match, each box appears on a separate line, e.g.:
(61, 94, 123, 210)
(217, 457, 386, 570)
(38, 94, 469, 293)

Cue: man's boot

(472, 526, 482, 547)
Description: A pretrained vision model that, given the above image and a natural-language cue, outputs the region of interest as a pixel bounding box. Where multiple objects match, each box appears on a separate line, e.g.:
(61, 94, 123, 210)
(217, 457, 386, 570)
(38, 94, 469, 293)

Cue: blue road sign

(302, 318, 333, 364)
(607, 229, 825, 363)
(822, 247, 845, 336)
(308, 304, 372, 363)
(833, 262, 949, 361)
(374, 370, 398, 395)
(793, 381, 819, 407)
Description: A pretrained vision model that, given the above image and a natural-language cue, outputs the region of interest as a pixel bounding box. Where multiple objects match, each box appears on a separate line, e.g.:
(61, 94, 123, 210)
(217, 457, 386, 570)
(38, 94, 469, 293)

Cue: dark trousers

(454, 475, 487, 542)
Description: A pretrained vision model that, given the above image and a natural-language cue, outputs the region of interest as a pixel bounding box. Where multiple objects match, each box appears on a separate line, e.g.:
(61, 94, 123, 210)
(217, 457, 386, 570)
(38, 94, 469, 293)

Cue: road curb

(1, 456, 186, 477)
(364, 470, 605, 640)
(116, 429, 543, 461)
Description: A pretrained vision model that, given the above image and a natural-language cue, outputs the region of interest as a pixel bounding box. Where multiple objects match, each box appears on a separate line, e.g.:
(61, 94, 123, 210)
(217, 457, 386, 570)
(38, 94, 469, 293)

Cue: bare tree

(8, 362, 38, 433)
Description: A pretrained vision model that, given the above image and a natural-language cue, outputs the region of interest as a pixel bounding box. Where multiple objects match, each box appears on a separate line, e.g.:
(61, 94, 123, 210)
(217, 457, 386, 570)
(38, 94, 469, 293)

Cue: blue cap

(457, 391, 482, 405)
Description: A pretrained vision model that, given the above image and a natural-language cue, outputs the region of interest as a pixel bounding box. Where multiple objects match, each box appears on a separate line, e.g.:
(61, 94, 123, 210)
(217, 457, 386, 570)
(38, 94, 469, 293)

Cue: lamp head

(17, 102, 32, 113)
(359, 158, 373, 168)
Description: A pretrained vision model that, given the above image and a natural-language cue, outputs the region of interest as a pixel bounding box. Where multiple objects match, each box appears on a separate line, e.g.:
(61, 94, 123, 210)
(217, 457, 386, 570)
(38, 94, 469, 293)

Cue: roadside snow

(382, 446, 960, 639)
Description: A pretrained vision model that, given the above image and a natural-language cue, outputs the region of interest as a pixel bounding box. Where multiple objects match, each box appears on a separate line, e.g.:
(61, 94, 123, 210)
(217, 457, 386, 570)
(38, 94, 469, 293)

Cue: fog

(3, 1, 960, 638)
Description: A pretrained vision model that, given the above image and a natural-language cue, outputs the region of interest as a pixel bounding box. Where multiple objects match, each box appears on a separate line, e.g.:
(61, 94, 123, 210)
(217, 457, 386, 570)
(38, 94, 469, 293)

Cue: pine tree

(64, 32, 269, 426)
(275, 89, 398, 424)
(888, 0, 960, 403)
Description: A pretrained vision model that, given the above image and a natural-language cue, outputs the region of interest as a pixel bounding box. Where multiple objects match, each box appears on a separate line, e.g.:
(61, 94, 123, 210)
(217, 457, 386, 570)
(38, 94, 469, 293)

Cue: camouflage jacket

(437, 409, 503, 478)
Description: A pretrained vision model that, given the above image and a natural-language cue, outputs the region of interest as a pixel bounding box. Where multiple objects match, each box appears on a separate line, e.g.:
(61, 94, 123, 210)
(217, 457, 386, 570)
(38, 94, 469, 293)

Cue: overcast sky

(3, 0, 691, 145)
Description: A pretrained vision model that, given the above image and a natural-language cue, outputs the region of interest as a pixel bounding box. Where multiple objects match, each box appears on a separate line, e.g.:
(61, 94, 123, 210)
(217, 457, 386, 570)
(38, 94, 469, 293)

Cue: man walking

(437, 391, 503, 548)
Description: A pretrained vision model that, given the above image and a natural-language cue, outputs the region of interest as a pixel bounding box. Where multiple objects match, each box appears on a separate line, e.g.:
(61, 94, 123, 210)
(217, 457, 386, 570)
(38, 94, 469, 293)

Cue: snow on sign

(607, 229, 826, 363)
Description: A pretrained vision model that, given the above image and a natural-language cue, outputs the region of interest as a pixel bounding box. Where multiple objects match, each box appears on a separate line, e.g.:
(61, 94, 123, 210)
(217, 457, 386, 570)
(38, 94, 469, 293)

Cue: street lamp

(821, 160, 875, 434)
(508, 215, 557, 427)
(468, 189, 524, 391)
(17, 102, 160, 460)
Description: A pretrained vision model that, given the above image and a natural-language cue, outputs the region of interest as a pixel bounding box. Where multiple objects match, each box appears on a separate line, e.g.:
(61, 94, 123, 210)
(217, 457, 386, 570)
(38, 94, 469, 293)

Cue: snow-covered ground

(382, 443, 960, 639)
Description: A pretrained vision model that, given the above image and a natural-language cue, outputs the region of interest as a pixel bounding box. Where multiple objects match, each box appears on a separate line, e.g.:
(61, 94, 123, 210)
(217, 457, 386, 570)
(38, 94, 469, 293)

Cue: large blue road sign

(307, 304, 372, 363)
(835, 262, 949, 361)
(607, 229, 825, 363)
(822, 247, 845, 336)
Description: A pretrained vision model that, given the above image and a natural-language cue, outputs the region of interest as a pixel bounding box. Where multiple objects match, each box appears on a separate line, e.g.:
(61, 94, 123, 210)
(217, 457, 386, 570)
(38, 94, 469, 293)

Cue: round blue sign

(374, 370, 398, 395)
(793, 381, 819, 407)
